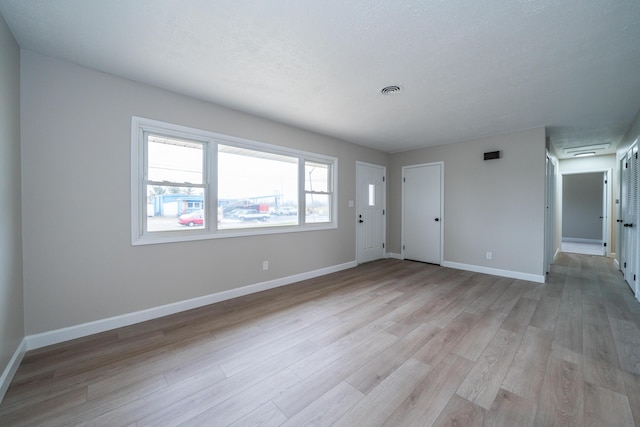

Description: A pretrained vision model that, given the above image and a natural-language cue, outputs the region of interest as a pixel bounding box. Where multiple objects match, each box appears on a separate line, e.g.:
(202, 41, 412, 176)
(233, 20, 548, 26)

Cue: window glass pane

(218, 145, 298, 229)
(133, 117, 339, 245)
(305, 194, 331, 223)
(368, 184, 375, 206)
(305, 161, 330, 192)
(147, 134, 204, 184)
(146, 185, 205, 231)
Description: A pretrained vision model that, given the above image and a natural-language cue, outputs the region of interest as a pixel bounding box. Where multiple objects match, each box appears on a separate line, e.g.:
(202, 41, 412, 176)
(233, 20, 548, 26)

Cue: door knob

(434, 218, 440, 222)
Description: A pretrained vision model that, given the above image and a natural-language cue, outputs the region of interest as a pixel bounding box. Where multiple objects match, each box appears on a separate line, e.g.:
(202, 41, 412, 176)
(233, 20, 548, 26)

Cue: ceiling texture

(1, 0, 639, 158)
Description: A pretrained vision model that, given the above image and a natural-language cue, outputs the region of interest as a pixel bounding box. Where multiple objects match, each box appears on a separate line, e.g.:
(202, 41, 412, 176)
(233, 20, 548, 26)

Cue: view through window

(132, 117, 338, 245)
(218, 145, 299, 230)
(145, 134, 206, 232)
(305, 161, 332, 223)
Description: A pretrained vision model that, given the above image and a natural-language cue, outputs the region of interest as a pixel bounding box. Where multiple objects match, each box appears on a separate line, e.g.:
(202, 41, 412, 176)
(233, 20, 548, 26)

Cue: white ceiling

(1, 0, 639, 158)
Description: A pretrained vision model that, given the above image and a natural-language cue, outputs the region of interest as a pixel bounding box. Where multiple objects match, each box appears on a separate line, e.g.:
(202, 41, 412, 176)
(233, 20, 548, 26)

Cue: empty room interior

(1, 1, 640, 426)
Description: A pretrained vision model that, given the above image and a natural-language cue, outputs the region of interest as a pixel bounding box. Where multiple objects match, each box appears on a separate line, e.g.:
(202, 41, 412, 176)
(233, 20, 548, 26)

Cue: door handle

(359, 219, 364, 223)
(434, 218, 440, 222)
(358, 214, 363, 223)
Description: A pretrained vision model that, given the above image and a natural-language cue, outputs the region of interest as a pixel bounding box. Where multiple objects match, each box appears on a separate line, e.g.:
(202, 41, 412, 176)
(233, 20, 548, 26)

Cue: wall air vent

(484, 150, 501, 160)
(380, 85, 402, 95)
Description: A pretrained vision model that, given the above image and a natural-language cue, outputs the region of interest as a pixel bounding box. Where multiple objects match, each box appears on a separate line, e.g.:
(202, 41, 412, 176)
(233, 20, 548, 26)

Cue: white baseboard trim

(25, 260, 357, 351)
(385, 252, 403, 260)
(562, 237, 602, 244)
(614, 258, 620, 269)
(1, 338, 26, 404)
(441, 261, 545, 284)
(554, 248, 560, 262)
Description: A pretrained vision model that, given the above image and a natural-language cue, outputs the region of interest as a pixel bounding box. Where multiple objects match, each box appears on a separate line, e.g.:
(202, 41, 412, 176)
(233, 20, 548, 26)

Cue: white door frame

(602, 170, 610, 257)
(545, 153, 556, 273)
(561, 168, 612, 257)
(620, 152, 629, 277)
(401, 161, 444, 264)
(618, 155, 625, 269)
(356, 161, 386, 264)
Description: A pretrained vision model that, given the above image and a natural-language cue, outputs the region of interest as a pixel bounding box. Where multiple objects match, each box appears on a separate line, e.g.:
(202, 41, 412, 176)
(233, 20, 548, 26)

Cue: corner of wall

(0, 339, 26, 403)
(0, 9, 25, 405)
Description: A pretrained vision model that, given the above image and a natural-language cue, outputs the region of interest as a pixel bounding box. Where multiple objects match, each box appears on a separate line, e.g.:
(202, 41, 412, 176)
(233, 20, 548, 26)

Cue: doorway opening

(561, 171, 609, 256)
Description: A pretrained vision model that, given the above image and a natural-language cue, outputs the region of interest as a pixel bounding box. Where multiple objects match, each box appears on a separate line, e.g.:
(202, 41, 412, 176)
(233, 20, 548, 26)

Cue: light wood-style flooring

(1, 253, 640, 426)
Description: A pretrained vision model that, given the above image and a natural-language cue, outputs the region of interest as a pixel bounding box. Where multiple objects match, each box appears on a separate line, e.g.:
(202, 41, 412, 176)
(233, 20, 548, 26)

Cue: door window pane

(368, 184, 375, 206)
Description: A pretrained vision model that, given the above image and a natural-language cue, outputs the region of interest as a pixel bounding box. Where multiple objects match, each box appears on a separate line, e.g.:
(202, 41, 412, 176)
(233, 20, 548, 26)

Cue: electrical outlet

(262, 261, 269, 270)
(486, 251, 492, 260)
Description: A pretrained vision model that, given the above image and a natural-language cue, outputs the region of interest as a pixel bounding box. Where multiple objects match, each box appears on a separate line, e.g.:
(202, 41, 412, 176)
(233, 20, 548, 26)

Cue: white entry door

(402, 163, 443, 264)
(356, 162, 386, 264)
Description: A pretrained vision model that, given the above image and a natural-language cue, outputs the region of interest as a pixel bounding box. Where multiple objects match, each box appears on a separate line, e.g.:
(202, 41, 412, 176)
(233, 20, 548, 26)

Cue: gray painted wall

(0, 13, 24, 378)
(388, 128, 546, 276)
(15, 49, 568, 335)
(20, 51, 389, 335)
(562, 172, 603, 240)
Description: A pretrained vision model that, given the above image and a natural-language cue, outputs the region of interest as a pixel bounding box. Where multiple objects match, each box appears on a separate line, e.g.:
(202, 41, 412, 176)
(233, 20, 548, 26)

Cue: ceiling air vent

(380, 85, 402, 95)
(563, 143, 610, 154)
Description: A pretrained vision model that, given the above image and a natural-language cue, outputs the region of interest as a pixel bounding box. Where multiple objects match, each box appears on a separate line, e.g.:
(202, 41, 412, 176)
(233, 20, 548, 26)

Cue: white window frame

(304, 159, 335, 224)
(131, 116, 338, 245)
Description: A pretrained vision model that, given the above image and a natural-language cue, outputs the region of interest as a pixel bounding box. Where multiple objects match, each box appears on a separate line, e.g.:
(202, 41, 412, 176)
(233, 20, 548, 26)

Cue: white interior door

(621, 155, 628, 278)
(622, 145, 638, 292)
(402, 163, 442, 264)
(356, 162, 385, 264)
(632, 146, 640, 299)
(601, 171, 608, 257)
